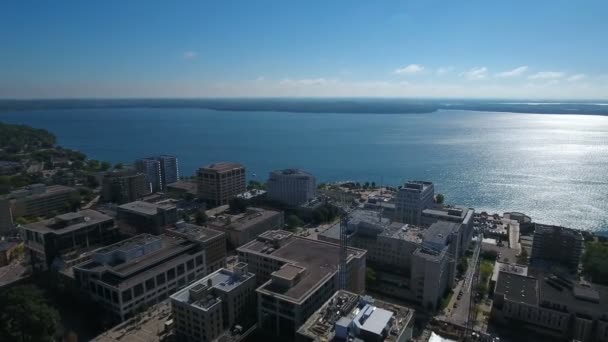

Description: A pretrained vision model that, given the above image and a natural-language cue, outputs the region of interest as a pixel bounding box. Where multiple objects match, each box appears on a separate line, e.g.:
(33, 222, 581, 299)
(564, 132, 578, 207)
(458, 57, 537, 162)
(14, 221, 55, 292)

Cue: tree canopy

(0, 122, 56, 153)
(582, 241, 608, 285)
(0, 285, 61, 342)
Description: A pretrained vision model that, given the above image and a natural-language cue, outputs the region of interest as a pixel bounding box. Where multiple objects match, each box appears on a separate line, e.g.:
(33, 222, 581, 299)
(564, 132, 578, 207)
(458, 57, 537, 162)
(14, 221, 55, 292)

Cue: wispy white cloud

(395, 64, 424, 75)
(495, 66, 528, 78)
(182, 51, 198, 59)
(436, 66, 454, 75)
(567, 74, 586, 82)
(460, 67, 488, 80)
(279, 78, 336, 86)
(528, 71, 565, 80)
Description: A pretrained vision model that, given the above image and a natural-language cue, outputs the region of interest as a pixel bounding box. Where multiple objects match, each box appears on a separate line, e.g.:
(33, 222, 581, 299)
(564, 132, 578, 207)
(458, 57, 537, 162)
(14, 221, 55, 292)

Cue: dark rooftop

(495, 271, 539, 306)
(239, 231, 366, 303)
(22, 209, 113, 235)
(200, 162, 244, 172)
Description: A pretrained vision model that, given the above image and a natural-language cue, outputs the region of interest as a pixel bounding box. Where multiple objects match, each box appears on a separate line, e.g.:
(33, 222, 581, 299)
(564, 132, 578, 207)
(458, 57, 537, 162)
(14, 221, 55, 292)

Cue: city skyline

(2, 0, 608, 99)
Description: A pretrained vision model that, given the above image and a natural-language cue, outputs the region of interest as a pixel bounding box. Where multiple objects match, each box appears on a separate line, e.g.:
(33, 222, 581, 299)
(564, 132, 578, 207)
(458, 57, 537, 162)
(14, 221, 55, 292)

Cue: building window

(168, 269, 176, 280)
(122, 290, 132, 302)
(146, 278, 155, 290)
(157, 273, 166, 284)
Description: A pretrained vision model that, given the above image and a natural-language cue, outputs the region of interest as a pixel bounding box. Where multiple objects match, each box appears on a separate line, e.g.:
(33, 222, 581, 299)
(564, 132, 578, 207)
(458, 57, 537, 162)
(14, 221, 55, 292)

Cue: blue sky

(1, 0, 607, 99)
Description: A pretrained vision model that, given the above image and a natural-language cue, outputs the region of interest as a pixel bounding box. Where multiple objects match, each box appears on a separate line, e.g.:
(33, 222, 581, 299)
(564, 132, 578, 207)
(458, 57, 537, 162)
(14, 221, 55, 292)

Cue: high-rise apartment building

(171, 263, 257, 342)
(395, 181, 435, 224)
(197, 162, 246, 206)
(101, 170, 149, 204)
(135, 155, 179, 193)
(267, 169, 316, 206)
(531, 224, 584, 271)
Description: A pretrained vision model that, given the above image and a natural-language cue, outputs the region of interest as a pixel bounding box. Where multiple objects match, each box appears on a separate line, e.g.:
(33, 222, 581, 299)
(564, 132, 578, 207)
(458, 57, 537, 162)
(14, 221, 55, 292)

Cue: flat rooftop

(239, 231, 366, 303)
(530, 268, 608, 316)
(423, 221, 460, 247)
(166, 222, 224, 243)
(171, 267, 255, 308)
(166, 180, 197, 194)
(22, 209, 113, 235)
(494, 272, 539, 306)
(200, 162, 244, 172)
(380, 222, 426, 243)
(92, 300, 172, 342)
(297, 290, 414, 342)
(210, 208, 280, 232)
(75, 234, 198, 287)
(270, 168, 314, 177)
(423, 205, 471, 220)
(118, 201, 175, 216)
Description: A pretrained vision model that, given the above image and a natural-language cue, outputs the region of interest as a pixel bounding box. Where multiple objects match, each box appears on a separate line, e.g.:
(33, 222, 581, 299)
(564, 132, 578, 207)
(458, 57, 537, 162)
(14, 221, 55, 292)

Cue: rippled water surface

(2, 109, 607, 232)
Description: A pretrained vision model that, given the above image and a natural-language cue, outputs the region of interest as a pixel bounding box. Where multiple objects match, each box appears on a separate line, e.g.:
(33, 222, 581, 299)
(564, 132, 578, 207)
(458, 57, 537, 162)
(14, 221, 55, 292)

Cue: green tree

(582, 241, 608, 285)
(229, 197, 248, 214)
(371, 181, 376, 188)
(436, 193, 445, 204)
(0, 285, 61, 342)
(114, 162, 124, 169)
(366, 267, 377, 287)
(181, 212, 191, 223)
(86, 174, 99, 188)
(99, 161, 111, 171)
(457, 257, 469, 276)
(516, 248, 529, 265)
(247, 180, 266, 190)
(286, 215, 304, 229)
(363, 181, 370, 189)
(195, 210, 208, 225)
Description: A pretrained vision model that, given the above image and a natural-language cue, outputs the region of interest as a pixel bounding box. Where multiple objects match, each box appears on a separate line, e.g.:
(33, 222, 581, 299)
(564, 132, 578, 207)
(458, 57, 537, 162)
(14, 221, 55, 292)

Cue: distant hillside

(0, 121, 56, 153)
(1, 98, 607, 115)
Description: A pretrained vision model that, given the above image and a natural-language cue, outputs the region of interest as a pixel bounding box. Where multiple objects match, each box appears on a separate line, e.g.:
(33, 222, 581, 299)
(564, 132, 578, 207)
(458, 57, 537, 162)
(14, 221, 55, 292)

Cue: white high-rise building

(267, 169, 316, 206)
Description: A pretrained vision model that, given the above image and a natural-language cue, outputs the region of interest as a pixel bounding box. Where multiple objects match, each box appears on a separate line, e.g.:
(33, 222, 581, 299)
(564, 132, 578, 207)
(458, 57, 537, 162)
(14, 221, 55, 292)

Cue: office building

(531, 224, 584, 271)
(117, 200, 178, 235)
(197, 162, 246, 206)
(74, 230, 225, 321)
(166, 180, 198, 198)
(135, 155, 179, 193)
(421, 205, 475, 255)
(237, 230, 367, 339)
(491, 269, 608, 342)
(21, 210, 119, 271)
(0, 198, 13, 234)
(395, 181, 435, 224)
(319, 209, 460, 310)
(135, 158, 162, 193)
(171, 263, 257, 342)
(4, 184, 79, 219)
(297, 290, 415, 342)
(208, 207, 284, 248)
(166, 222, 227, 275)
(267, 169, 316, 206)
(101, 170, 149, 204)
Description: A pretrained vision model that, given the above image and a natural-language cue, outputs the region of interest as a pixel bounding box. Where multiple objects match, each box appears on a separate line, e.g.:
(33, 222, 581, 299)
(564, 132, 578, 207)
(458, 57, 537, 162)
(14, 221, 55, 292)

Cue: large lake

(1, 108, 607, 233)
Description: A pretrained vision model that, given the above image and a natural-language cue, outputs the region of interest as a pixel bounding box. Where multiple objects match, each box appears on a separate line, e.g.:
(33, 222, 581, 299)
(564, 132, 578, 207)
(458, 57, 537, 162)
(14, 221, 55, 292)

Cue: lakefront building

(267, 168, 316, 206)
(170, 263, 257, 342)
(531, 223, 584, 271)
(73, 230, 225, 322)
(135, 155, 179, 193)
(395, 181, 435, 224)
(197, 162, 246, 206)
(237, 230, 367, 339)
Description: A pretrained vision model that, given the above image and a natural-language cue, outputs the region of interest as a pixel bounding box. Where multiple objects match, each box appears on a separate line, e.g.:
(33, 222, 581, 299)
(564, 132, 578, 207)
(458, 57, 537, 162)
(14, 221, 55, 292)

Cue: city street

(439, 236, 482, 326)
